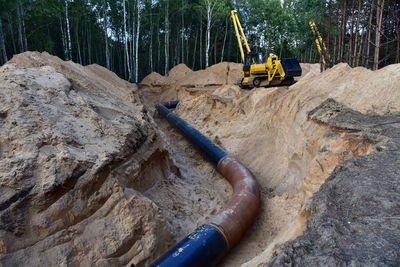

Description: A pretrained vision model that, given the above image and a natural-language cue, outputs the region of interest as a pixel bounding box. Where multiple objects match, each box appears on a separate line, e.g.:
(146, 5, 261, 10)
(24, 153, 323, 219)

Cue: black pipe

(150, 101, 260, 267)
(157, 102, 228, 167)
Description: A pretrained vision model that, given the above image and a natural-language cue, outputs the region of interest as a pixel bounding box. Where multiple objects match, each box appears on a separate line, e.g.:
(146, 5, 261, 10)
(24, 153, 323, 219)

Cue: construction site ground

(0, 52, 399, 266)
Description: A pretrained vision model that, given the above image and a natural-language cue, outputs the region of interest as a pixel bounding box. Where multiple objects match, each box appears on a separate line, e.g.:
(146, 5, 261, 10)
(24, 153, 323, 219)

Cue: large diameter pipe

(157, 101, 228, 167)
(150, 101, 260, 267)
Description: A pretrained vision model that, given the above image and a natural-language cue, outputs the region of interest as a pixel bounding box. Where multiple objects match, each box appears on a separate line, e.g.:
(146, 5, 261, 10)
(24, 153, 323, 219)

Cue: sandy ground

(1, 52, 398, 266)
(139, 61, 400, 266)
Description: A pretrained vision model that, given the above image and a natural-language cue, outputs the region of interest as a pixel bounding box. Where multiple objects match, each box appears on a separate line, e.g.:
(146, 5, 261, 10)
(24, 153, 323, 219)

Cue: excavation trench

(138, 81, 379, 266)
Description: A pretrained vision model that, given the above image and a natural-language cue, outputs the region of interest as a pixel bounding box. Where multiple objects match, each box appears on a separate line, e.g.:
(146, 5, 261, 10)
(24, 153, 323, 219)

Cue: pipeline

(149, 101, 260, 267)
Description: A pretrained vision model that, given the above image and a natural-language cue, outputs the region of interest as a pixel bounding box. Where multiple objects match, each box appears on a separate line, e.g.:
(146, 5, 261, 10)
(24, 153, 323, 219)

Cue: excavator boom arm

(231, 10, 250, 62)
(309, 20, 330, 67)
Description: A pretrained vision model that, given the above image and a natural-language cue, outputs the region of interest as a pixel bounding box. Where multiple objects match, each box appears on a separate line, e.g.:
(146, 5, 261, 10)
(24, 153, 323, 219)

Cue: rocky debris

(268, 99, 400, 266)
(0, 52, 173, 266)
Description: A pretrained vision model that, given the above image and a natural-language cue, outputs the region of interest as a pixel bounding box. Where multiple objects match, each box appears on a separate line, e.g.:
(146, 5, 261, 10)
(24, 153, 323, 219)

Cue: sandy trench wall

(140, 62, 400, 266)
(172, 62, 400, 193)
(0, 52, 177, 267)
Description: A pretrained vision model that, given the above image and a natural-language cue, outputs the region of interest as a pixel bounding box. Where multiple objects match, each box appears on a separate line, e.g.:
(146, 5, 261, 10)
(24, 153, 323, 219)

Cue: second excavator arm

(231, 10, 250, 63)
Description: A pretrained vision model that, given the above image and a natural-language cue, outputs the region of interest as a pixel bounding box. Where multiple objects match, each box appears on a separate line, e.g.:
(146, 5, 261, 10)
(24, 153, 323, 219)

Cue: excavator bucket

(281, 58, 302, 77)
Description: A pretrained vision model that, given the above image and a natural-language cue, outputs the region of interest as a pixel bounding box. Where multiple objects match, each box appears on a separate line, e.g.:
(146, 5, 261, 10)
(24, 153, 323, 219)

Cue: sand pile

(140, 62, 400, 266)
(0, 52, 235, 267)
(298, 63, 320, 79)
(140, 71, 168, 86)
(167, 63, 193, 82)
(141, 62, 243, 89)
(0, 52, 176, 266)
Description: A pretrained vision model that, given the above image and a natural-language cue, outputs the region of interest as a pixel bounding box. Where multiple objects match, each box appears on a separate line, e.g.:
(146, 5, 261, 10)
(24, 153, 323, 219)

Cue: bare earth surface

(0, 52, 399, 266)
(140, 61, 400, 266)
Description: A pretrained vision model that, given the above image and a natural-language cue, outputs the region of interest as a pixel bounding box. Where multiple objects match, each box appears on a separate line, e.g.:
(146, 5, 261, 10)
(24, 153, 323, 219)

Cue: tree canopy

(0, 0, 398, 81)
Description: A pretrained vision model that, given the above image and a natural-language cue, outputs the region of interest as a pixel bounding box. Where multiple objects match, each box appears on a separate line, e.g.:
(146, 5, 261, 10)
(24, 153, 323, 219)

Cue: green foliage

(0, 0, 398, 79)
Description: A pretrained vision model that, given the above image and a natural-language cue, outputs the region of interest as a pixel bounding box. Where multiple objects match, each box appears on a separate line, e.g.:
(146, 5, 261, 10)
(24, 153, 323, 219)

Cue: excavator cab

(243, 52, 264, 75)
(244, 52, 263, 66)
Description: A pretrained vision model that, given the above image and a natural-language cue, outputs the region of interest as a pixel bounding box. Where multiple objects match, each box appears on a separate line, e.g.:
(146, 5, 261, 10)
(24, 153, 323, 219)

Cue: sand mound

(298, 63, 320, 79)
(141, 62, 243, 88)
(0, 52, 174, 266)
(141, 71, 169, 86)
(167, 63, 193, 82)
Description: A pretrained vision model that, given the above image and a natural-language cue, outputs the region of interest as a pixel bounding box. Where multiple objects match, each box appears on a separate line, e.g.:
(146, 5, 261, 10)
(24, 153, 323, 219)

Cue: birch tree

(201, 0, 224, 68)
(149, 1, 153, 72)
(16, 1, 24, 52)
(103, 0, 110, 69)
(353, 0, 362, 66)
(203, 0, 214, 68)
(373, 0, 385, 70)
(164, 0, 169, 75)
(135, 0, 142, 82)
(20, 2, 27, 51)
(123, 0, 131, 80)
(65, 0, 72, 60)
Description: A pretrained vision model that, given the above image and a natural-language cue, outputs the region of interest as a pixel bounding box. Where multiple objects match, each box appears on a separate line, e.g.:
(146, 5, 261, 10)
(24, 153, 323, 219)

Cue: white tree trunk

(20, 3, 28, 51)
(203, 0, 216, 68)
(149, 9, 153, 72)
(65, 0, 72, 60)
(157, 20, 160, 72)
(199, 16, 202, 68)
(181, 0, 184, 63)
(16, 2, 24, 52)
(123, 0, 131, 80)
(205, 3, 211, 68)
(103, 0, 110, 69)
(135, 0, 141, 83)
(164, 0, 169, 75)
(374, 0, 384, 70)
(131, 11, 136, 80)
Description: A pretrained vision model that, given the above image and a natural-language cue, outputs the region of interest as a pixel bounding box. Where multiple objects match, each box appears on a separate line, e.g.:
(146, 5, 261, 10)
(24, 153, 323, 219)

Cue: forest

(0, 0, 398, 82)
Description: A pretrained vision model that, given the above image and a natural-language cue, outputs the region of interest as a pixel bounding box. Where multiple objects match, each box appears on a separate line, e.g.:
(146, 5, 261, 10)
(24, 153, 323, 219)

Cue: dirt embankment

(1, 52, 399, 267)
(0, 52, 175, 267)
(140, 61, 400, 266)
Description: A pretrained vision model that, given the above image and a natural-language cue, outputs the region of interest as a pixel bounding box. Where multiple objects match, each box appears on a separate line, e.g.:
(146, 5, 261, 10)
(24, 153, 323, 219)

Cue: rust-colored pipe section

(213, 155, 261, 250)
(150, 101, 261, 266)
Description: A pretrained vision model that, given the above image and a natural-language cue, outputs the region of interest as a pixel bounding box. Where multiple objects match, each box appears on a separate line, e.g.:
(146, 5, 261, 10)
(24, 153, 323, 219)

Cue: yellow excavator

(231, 10, 302, 89)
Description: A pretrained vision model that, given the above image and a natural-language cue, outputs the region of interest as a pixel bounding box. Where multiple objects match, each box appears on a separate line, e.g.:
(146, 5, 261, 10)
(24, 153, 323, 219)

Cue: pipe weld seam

(208, 223, 231, 251)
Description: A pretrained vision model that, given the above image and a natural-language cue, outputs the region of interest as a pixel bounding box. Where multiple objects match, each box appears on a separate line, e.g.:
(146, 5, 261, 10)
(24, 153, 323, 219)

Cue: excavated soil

(1, 52, 399, 267)
(140, 62, 400, 266)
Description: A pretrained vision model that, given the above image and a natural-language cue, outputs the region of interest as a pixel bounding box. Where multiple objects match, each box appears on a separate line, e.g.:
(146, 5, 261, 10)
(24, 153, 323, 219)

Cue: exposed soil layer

(0, 52, 175, 267)
(1, 52, 399, 267)
(140, 62, 400, 266)
(268, 99, 400, 266)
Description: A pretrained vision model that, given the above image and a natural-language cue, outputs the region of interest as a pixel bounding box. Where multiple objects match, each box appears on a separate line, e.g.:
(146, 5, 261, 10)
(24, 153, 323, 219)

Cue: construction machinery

(230, 10, 302, 89)
(309, 19, 330, 71)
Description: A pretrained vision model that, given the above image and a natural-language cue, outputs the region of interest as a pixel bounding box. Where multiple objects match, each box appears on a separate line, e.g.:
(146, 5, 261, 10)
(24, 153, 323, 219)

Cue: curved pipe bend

(150, 101, 260, 267)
